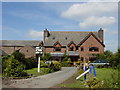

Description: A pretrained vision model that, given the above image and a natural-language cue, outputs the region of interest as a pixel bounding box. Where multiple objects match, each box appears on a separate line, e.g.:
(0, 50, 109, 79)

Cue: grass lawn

(25, 68, 50, 77)
(25, 68, 39, 77)
(25, 67, 57, 77)
(55, 68, 118, 88)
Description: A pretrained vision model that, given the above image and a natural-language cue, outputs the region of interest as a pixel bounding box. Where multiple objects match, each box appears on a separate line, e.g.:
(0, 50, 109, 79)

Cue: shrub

(42, 53, 52, 61)
(62, 53, 68, 61)
(39, 60, 50, 68)
(61, 61, 70, 67)
(24, 57, 38, 69)
(50, 61, 62, 71)
(67, 60, 72, 65)
(40, 68, 51, 74)
(95, 64, 111, 68)
(76, 61, 82, 65)
(86, 78, 104, 88)
(3, 56, 27, 77)
(12, 51, 25, 63)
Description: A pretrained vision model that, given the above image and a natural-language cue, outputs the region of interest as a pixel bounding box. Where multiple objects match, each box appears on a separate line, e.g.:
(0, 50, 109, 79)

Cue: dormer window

(54, 47, 61, 51)
(53, 41, 61, 52)
(69, 46, 74, 51)
(68, 41, 76, 51)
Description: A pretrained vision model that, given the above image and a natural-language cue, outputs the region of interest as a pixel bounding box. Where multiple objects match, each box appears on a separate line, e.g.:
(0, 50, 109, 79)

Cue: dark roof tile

(0, 40, 42, 46)
(44, 31, 99, 46)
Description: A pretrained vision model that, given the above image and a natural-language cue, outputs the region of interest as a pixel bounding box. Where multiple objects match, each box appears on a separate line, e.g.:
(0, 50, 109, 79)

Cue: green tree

(24, 57, 38, 69)
(2, 55, 10, 72)
(95, 50, 113, 61)
(43, 53, 52, 61)
(61, 52, 69, 67)
(12, 51, 25, 63)
(109, 50, 119, 68)
(104, 50, 113, 60)
(3, 56, 27, 77)
(96, 54, 106, 60)
(62, 51, 68, 61)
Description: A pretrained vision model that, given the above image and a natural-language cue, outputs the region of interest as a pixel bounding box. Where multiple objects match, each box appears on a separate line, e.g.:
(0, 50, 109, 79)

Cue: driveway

(2, 67, 78, 88)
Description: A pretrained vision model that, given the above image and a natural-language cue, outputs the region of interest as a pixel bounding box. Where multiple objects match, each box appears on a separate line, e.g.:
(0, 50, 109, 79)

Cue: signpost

(36, 46, 43, 72)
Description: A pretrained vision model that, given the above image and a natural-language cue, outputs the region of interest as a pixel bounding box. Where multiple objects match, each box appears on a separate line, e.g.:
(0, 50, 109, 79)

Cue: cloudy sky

(2, 1, 118, 53)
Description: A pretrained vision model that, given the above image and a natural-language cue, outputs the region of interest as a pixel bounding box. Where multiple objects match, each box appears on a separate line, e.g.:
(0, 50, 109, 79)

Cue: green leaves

(3, 56, 27, 77)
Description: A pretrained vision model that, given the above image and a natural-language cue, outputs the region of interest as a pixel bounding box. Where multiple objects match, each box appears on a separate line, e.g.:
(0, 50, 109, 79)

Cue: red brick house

(0, 40, 43, 58)
(44, 28, 105, 63)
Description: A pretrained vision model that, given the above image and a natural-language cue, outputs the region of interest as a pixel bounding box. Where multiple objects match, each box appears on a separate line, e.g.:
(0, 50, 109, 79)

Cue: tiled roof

(0, 49, 8, 56)
(44, 31, 99, 46)
(0, 40, 42, 46)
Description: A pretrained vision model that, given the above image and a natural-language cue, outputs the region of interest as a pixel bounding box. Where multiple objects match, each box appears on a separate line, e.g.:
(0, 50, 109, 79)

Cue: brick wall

(79, 35, 104, 62)
(44, 47, 66, 53)
(19, 46, 36, 58)
(0, 46, 36, 58)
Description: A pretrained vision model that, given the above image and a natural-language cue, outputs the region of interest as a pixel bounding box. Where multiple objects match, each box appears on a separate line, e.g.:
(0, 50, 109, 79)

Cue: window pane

(54, 47, 61, 51)
(89, 47, 99, 51)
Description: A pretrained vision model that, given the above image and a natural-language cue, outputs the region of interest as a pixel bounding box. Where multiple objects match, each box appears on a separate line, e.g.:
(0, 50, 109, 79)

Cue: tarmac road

(2, 67, 78, 88)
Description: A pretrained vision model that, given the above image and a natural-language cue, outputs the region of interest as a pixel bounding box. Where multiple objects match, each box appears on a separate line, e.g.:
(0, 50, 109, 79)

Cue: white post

(38, 55, 40, 72)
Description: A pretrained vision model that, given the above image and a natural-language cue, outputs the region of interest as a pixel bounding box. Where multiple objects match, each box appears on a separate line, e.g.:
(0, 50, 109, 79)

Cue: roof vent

(65, 37, 67, 40)
(53, 37, 55, 40)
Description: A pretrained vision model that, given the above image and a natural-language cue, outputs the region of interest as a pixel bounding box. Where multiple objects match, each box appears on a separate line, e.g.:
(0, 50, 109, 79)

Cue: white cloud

(61, 2, 117, 20)
(79, 16, 116, 28)
(104, 28, 118, 35)
(2, 0, 120, 2)
(28, 30, 43, 39)
(87, 0, 119, 2)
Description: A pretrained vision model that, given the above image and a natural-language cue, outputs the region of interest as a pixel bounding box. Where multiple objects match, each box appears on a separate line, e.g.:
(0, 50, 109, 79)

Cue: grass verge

(55, 68, 118, 88)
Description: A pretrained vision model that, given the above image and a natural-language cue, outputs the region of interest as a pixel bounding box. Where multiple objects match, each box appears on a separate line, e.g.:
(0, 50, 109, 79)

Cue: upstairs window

(76, 47, 78, 50)
(65, 37, 67, 40)
(81, 47, 84, 51)
(89, 47, 99, 52)
(69, 46, 74, 51)
(54, 47, 61, 51)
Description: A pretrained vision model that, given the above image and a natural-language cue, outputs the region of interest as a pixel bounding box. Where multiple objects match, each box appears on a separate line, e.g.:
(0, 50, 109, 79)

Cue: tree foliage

(96, 49, 120, 68)
(42, 53, 52, 61)
(62, 51, 68, 61)
(3, 56, 27, 77)
(12, 51, 25, 63)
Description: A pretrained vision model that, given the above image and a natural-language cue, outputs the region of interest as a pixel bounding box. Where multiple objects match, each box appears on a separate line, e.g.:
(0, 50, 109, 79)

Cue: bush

(3, 56, 27, 77)
(86, 78, 104, 88)
(42, 53, 52, 61)
(50, 61, 62, 71)
(61, 61, 70, 67)
(95, 64, 111, 68)
(40, 61, 49, 68)
(62, 53, 68, 61)
(40, 68, 51, 74)
(76, 61, 82, 65)
(67, 60, 72, 65)
(24, 57, 38, 69)
(12, 51, 25, 63)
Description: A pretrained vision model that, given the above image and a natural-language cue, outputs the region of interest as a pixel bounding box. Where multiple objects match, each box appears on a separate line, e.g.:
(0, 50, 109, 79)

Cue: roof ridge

(50, 31, 97, 33)
(1, 40, 41, 41)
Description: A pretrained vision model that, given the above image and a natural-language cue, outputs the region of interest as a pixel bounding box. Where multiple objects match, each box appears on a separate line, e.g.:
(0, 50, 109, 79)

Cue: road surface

(2, 67, 78, 88)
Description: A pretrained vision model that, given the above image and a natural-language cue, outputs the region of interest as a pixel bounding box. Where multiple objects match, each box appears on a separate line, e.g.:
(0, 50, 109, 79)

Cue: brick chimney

(44, 29, 49, 41)
(98, 28, 104, 43)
